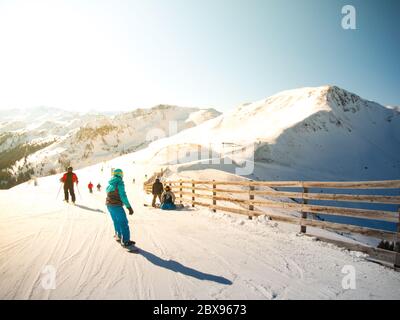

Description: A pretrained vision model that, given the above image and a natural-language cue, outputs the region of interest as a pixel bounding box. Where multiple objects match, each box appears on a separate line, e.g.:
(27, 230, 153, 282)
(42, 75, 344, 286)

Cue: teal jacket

(106, 176, 132, 208)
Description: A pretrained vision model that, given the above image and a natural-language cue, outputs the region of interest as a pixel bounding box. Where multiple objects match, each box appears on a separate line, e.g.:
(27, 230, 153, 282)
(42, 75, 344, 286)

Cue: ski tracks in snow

(2, 187, 400, 299)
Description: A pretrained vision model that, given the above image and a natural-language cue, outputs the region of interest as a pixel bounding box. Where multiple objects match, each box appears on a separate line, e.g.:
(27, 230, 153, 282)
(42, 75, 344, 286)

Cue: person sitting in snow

(60, 167, 78, 204)
(160, 186, 176, 210)
(106, 169, 135, 248)
(97, 183, 101, 191)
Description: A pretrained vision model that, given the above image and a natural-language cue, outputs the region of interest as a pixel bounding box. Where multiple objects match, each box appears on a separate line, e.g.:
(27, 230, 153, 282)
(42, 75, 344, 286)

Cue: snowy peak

(326, 86, 362, 109)
(218, 85, 395, 137)
(143, 85, 400, 181)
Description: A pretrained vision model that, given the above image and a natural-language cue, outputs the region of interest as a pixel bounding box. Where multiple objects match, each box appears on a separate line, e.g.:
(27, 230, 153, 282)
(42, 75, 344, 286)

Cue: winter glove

(128, 207, 134, 215)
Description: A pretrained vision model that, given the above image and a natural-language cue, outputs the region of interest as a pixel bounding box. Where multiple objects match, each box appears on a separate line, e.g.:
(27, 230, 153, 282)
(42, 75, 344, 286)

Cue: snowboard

(117, 238, 138, 253)
(144, 203, 186, 210)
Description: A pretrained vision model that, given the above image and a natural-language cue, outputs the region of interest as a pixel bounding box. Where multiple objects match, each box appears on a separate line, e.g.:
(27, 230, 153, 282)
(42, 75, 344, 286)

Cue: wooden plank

(179, 191, 212, 199)
(301, 193, 400, 204)
(170, 186, 249, 194)
(180, 196, 396, 241)
(187, 199, 301, 224)
(172, 191, 398, 222)
(304, 234, 397, 264)
(302, 219, 397, 241)
(204, 195, 398, 222)
(303, 204, 398, 222)
(250, 190, 400, 205)
(302, 180, 400, 189)
(190, 201, 258, 217)
(170, 185, 400, 204)
(170, 186, 400, 204)
(167, 180, 303, 187)
(167, 180, 400, 189)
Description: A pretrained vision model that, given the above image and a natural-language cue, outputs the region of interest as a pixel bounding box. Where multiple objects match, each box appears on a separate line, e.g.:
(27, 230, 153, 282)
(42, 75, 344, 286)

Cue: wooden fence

(144, 179, 400, 268)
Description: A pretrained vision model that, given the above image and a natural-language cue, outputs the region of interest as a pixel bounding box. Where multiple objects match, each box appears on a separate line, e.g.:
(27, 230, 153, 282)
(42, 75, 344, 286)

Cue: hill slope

(0, 166, 399, 299)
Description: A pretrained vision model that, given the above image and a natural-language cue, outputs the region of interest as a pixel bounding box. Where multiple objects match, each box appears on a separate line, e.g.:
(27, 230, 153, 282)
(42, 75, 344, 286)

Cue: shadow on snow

(75, 204, 105, 214)
(139, 248, 232, 285)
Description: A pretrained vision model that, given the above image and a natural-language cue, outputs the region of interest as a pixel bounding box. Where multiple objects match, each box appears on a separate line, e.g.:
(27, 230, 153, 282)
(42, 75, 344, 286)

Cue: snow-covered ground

(1, 163, 400, 300)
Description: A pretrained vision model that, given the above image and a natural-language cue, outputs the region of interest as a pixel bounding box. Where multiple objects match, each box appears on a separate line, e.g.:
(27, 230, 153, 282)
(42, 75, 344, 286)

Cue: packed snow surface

(0, 164, 399, 300)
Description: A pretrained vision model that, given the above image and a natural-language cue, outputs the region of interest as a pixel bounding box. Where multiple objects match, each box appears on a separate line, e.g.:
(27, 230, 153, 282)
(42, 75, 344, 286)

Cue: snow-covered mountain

(141, 86, 400, 181)
(0, 105, 220, 188)
(2, 85, 399, 189)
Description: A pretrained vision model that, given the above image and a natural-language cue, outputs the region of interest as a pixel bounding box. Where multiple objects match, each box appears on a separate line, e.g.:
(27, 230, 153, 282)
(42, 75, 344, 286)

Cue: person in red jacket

(88, 182, 94, 193)
(60, 167, 79, 203)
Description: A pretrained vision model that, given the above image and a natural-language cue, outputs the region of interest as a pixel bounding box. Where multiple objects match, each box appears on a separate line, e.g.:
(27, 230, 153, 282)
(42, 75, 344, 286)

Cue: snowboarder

(60, 167, 79, 204)
(88, 182, 94, 193)
(151, 178, 164, 207)
(160, 186, 176, 210)
(106, 169, 136, 250)
(97, 183, 101, 192)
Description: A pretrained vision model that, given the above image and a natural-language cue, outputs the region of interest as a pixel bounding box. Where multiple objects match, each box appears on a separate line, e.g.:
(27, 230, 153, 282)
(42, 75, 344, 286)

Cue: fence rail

(144, 179, 400, 268)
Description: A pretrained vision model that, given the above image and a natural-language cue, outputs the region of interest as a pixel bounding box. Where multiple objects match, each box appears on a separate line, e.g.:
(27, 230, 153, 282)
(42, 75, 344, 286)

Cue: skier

(60, 167, 79, 204)
(88, 182, 94, 193)
(106, 169, 136, 250)
(160, 186, 176, 210)
(151, 178, 164, 207)
(97, 183, 101, 192)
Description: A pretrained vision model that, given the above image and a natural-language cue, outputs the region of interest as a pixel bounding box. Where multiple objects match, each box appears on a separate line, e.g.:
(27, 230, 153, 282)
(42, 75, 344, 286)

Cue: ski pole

(56, 184, 62, 200)
(76, 184, 82, 199)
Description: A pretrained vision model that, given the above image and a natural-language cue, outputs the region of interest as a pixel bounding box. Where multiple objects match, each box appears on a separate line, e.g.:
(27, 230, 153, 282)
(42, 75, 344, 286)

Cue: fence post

(212, 181, 217, 213)
(395, 207, 400, 269)
(300, 186, 308, 233)
(249, 182, 255, 220)
(192, 181, 195, 207)
(179, 180, 183, 204)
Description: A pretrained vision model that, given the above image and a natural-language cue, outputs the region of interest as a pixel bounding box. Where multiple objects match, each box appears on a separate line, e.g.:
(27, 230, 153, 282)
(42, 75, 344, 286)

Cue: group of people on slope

(59, 167, 177, 249)
(88, 182, 102, 193)
(60, 167, 134, 248)
(151, 178, 177, 210)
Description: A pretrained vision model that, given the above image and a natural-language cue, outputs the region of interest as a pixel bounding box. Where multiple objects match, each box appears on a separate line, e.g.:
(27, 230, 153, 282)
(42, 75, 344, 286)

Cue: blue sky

(0, 0, 399, 112)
